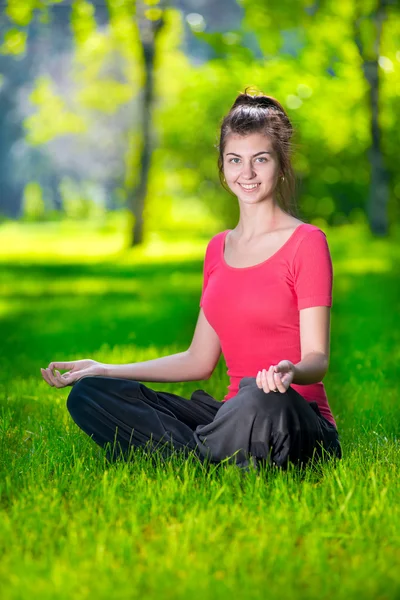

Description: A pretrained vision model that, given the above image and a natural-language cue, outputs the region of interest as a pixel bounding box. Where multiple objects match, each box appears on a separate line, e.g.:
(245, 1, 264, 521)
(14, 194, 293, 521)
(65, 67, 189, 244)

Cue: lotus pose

(41, 90, 342, 471)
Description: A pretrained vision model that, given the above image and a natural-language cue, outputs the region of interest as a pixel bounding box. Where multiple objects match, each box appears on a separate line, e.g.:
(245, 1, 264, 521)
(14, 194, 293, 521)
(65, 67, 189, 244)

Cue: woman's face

(223, 132, 280, 204)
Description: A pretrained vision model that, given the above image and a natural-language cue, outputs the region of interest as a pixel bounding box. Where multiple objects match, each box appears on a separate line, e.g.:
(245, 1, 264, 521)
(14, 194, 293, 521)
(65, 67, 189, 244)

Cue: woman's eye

(228, 157, 268, 164)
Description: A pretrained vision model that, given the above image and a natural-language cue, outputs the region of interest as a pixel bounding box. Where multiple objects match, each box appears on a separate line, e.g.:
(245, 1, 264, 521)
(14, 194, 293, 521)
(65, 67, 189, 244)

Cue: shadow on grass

(0, 250, 399, 443)
(0, 259, 205, 379)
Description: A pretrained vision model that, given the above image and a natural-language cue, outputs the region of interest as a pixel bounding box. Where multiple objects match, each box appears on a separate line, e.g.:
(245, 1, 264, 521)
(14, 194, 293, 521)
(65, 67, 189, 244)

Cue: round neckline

(221, 223, 308, 271)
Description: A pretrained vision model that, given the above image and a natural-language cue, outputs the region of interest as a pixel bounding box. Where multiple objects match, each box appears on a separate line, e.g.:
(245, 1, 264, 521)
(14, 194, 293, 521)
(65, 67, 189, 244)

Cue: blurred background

(0, 0, 399, 248)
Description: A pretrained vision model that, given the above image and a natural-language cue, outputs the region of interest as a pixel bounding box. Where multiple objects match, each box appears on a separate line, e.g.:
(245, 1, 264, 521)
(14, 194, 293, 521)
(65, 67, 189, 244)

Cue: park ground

(0, 217, 399, 600)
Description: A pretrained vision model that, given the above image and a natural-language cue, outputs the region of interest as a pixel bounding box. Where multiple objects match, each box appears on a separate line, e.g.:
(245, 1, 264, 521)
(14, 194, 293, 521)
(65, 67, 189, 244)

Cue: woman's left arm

(257, 305, 331, 393)
(292, 305, 331, 384)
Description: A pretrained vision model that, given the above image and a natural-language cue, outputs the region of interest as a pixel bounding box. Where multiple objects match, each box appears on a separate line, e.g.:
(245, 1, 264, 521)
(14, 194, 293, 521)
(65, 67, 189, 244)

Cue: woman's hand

(40, 359, 105, 388)
(256, 360, 296, 394)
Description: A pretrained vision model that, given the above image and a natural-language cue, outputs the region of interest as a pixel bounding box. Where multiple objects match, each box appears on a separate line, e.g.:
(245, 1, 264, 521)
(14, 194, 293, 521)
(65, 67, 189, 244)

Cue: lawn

(0, 219, 399, 600)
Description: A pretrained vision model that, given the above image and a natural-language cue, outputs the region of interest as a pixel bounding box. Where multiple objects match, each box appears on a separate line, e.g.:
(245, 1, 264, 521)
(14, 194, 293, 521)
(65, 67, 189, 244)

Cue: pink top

(200, 222, 337, 429)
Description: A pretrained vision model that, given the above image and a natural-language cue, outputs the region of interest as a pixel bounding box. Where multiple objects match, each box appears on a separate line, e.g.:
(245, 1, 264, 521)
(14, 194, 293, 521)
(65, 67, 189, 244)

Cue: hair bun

(231, 89, 285, 114)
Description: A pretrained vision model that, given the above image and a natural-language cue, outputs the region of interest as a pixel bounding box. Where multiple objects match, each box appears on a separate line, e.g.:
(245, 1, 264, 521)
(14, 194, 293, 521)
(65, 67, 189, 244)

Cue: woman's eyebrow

(225, 151, 272, 157)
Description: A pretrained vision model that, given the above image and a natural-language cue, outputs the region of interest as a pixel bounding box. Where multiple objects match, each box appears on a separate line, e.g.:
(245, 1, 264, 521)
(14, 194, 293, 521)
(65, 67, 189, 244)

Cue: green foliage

(156, 2, 400, 226)
(59, 177, 106, 220)
(71, 0, 97, 46)
(72, 2, 144, 111)
(5, 0, 37, 27)
(2, 0, 400, 230)
(25, 77, 87, 144)
(20, 1, 143, 147)
(21, 181, 46, 221)
(4, 0, 64, 34)
(0, 28, 27, 55)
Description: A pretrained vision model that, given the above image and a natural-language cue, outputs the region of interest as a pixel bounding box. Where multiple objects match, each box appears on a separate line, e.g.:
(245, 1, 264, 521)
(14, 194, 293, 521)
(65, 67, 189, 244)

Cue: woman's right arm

(105, 308, 221, 382)
(41, 308, 222, 387)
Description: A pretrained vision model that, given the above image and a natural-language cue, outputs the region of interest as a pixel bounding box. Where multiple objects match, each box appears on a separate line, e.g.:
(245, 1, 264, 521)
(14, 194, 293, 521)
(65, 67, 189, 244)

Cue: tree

(353, 0, 392, 235)
(129, 0, 166, 246)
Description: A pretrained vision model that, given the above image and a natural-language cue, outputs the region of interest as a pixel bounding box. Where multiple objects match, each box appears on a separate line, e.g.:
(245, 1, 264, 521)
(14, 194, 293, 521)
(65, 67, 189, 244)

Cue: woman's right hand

(41, 359, 105, 388)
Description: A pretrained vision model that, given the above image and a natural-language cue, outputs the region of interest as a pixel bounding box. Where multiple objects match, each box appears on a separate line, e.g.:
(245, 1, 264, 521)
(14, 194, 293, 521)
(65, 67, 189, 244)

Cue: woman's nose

(241, 161, 256, 179)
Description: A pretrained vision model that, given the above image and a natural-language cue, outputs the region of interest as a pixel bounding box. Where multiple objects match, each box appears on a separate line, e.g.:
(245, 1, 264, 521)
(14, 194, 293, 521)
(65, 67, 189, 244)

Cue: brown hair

(217, 87, 299, 217)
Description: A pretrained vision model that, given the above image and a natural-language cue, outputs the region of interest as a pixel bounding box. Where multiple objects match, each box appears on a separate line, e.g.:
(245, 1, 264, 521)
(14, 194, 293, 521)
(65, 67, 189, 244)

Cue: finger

(53, 369, 69, 388)
(267, 365, 277, 392)
(44, 367, 56, 386)
(48, 361, 75, 372)
(49, 368, 64, 388)
(261, 369, 271, 394)
(274, 361, 289, 393)
(45, 367, 59, 388)
(63, 368, 91, 386)
(271, 367, 285, 393)
(273, 369, 285, 392)
(256, 371, 262, 388)
(41, 368, 54, 387)
(60, 371, 79, 386)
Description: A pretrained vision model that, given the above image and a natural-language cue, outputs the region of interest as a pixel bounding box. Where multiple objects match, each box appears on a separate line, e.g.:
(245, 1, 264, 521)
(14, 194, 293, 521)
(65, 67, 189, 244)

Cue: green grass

(0, 220, 399, 600)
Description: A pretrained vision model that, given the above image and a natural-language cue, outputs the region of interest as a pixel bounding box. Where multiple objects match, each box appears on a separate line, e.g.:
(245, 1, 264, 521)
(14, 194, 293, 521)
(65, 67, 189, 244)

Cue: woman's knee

(237, 377, 292, 413)
(66, 376, 98, 416)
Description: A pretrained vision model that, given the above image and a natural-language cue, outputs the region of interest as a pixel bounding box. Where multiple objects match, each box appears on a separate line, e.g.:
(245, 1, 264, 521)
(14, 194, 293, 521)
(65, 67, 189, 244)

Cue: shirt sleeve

(292, 229, 333, 310)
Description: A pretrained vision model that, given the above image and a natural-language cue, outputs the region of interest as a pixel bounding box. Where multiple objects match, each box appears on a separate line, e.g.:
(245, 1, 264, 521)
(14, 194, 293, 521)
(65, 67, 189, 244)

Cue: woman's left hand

(256, 360, 296, 394)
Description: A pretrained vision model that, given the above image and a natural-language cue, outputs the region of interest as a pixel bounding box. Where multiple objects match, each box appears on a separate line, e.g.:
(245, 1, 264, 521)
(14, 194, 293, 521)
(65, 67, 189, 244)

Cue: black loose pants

(66, 376, 342, 471)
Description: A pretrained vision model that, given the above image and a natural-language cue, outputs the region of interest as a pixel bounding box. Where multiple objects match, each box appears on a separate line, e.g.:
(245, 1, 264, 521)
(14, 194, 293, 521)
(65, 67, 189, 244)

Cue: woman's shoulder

(293, 220, 329, 240)
(205, 230, 227, 251)
(202, 231, 226, 265)
(284, 217, 321, 230)
(273, 218, 325, 241)
(210, 230, 228, 242)
(285, 221, 332, 271)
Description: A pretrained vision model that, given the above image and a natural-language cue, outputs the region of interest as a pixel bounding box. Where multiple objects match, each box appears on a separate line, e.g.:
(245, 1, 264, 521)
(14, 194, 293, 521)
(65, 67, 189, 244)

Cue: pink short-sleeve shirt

(200, 222, 337, 428)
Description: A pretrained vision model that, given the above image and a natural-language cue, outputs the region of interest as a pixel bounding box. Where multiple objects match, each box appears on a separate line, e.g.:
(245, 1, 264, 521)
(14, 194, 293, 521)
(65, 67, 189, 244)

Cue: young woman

(41, 90, 342, 471)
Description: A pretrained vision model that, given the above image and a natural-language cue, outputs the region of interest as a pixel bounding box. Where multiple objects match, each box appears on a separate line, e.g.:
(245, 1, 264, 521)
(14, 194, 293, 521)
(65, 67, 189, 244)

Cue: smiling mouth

(238, 183, 260, 191)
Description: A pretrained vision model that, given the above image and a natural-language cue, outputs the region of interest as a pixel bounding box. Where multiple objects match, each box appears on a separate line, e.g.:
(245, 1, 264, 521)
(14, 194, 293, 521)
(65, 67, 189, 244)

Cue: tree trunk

(354, 0, 389, 236)
(128, 8, 165, 247)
